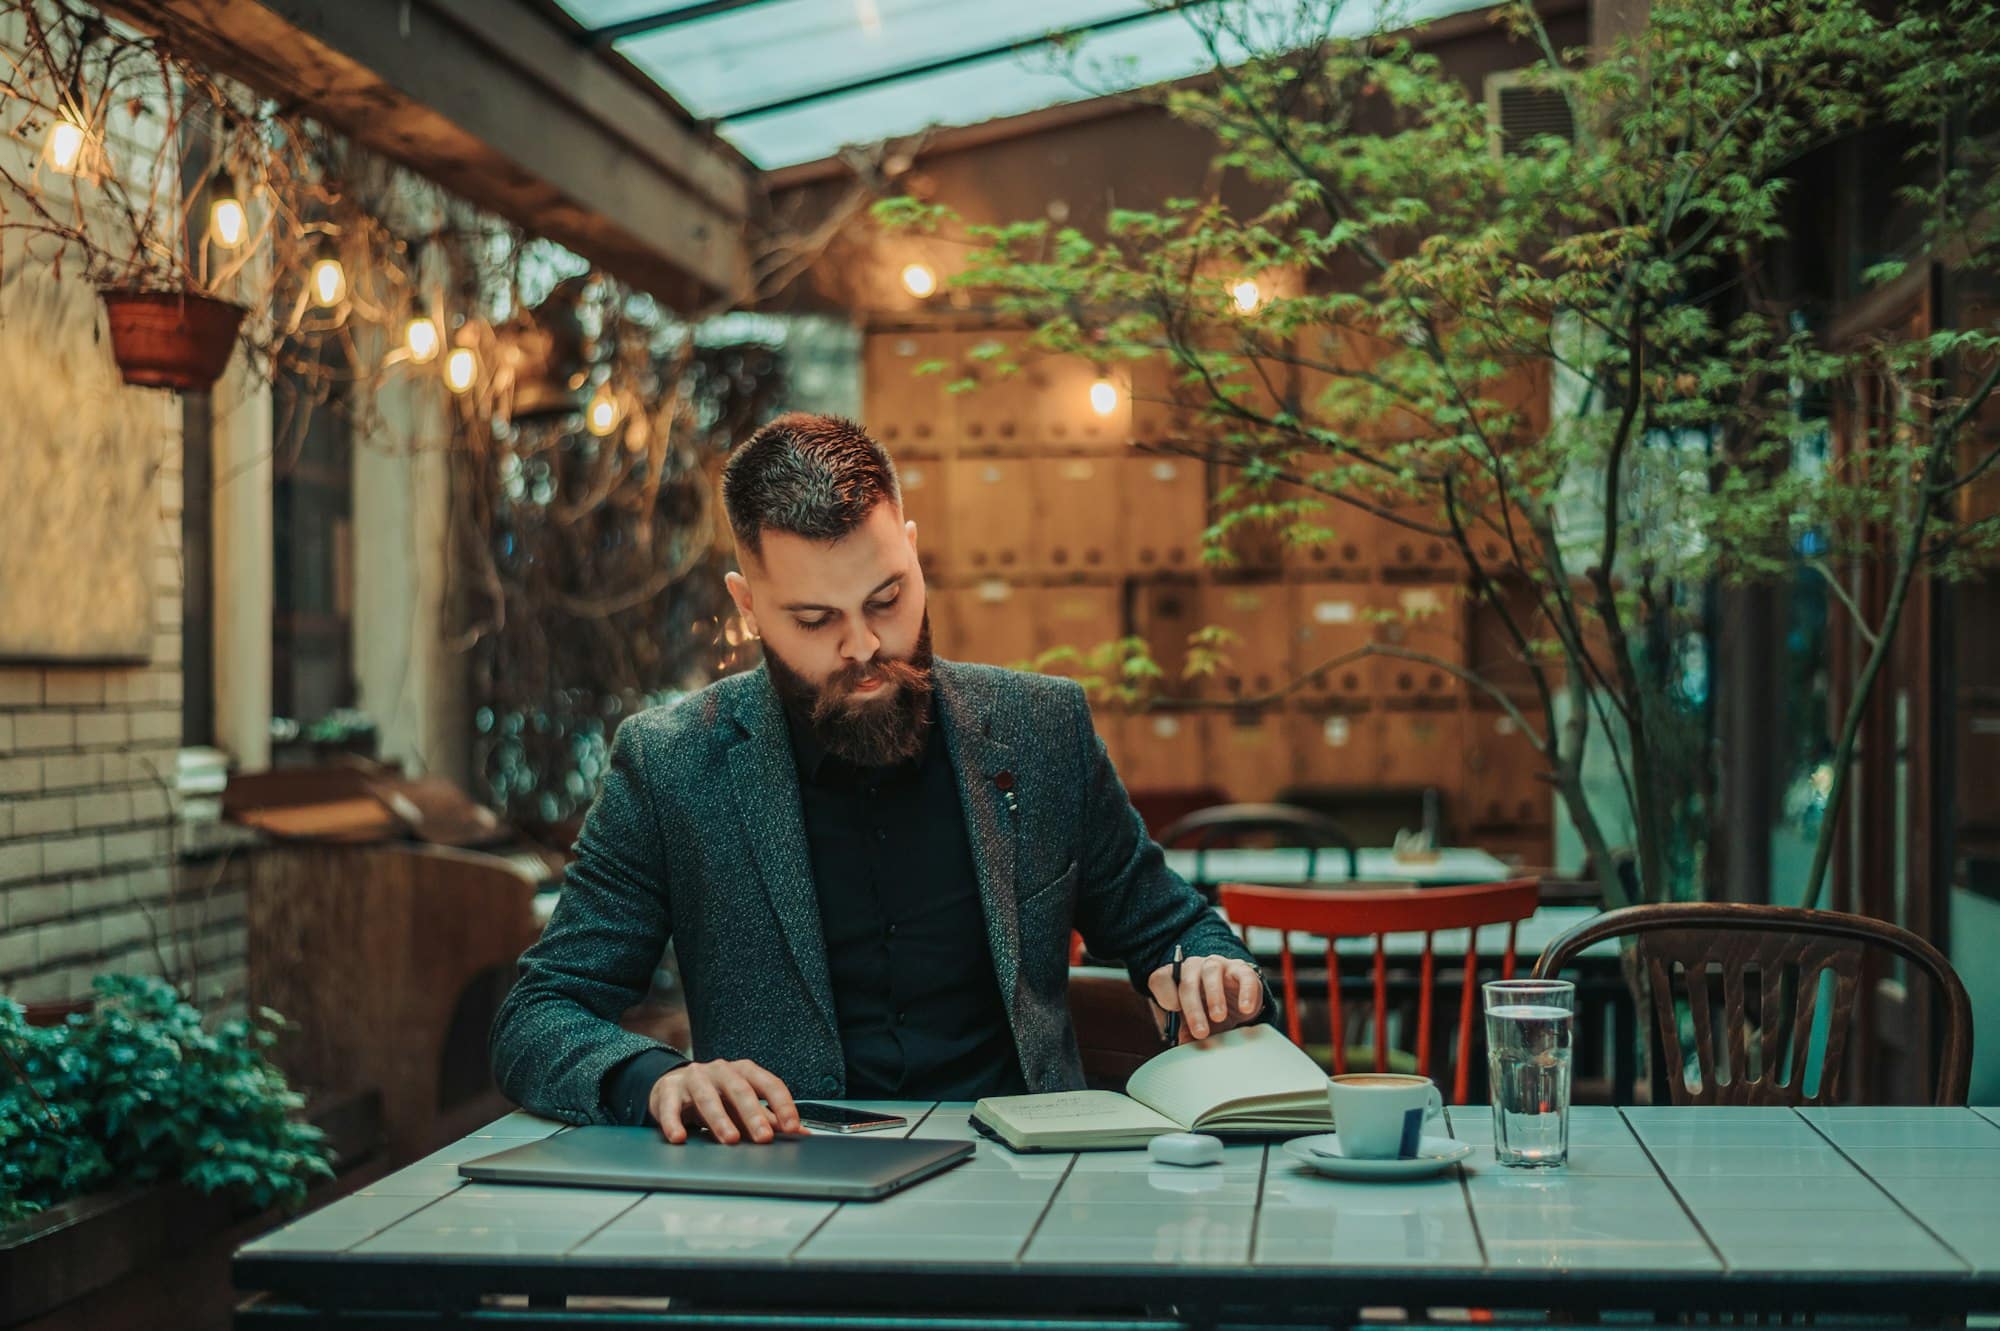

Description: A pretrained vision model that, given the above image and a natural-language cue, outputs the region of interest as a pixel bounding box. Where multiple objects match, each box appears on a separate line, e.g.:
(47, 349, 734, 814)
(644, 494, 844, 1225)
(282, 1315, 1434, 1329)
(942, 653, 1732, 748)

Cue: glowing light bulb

(586, 385, 619, 437)
(1089, 378, 1119, 416)
(1230, 279, 1261, 314)
(404, 316, 440, 364)
(445, 347, 478, 394)
(210, 189, 247, 249)
(900, 263, 936, 298)
(309, 256, 346, 307)
(46, 119, 86, 173)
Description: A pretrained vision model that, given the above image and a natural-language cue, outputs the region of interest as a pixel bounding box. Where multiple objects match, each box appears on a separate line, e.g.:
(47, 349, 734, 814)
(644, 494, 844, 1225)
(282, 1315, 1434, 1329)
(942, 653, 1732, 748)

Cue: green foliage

(0, 975, 333, 1229)
(873, 0, 2000, 908)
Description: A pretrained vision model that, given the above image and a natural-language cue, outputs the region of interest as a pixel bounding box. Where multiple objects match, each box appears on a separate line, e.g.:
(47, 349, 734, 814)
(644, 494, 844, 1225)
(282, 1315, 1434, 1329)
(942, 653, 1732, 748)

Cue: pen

(1164, 944, 1184, 1046)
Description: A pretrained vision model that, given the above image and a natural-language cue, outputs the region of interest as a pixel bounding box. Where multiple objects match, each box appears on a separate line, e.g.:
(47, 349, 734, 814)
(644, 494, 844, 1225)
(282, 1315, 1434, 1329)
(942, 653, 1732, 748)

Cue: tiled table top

(236, 1104, 2000, 1319)
(1162, 847, 1515, 886)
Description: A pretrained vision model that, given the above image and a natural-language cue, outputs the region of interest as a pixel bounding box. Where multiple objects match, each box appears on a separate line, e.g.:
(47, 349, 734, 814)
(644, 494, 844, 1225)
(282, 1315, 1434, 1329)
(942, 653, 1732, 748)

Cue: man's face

(725, 500, 933, 765)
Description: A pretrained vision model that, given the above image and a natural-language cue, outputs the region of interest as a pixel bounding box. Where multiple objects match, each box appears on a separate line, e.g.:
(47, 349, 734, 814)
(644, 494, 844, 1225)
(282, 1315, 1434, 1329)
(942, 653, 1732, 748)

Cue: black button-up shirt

(786, 701, 1025, 1102)
(602, 695, 1025, 1124)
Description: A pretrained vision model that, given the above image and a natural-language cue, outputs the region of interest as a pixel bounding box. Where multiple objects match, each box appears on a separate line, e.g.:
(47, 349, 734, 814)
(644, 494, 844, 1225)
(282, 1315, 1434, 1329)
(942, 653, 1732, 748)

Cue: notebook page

(975, 1090, 1180, 1139)
(1124, 1024, 1329, 1128)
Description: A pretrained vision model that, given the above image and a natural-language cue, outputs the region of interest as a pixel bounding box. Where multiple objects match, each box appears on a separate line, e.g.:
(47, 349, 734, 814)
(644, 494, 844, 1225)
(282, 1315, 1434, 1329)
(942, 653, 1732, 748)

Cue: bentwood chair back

(1159, 802, 1361, 888)
(1533, 903, 1973, 1106)
(1218, 878, 1541, 1102)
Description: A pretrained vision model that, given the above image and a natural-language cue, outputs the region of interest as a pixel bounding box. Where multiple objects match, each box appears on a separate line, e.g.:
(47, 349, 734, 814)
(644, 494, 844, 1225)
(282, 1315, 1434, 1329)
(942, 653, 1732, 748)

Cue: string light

(1230, 278, 1261, 314)
(900, 262, 936, 298)
(444, 347, 478, 394)
(586, 384, 620, 437)
(45, 117, 87, 173)
(309, 252, 346, 307)
(1089, 378, 1120, 416)
(209, 173, 247, 248)
(404, 316, 440, 364)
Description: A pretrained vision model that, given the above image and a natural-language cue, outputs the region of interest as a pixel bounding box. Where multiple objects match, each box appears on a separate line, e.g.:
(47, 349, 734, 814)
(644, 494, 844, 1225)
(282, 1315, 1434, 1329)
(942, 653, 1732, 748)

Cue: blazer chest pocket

(1021, 858, 1078, 911)
(1019, 859, 1078, 992)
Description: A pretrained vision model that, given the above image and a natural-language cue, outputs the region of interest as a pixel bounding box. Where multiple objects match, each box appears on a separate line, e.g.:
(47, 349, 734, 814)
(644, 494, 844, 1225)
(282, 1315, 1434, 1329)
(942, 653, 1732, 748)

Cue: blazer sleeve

(488, 713, 687, 1124)
(1065, 685, 1258, 993)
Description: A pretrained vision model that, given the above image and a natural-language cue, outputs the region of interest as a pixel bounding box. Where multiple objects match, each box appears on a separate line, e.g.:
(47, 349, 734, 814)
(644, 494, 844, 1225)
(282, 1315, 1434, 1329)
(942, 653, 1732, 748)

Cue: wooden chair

(245, 842, 545, 1158)
(1533, 903, 1974, 1106)
(1066, 966, 1166, 1091)
(1218, 878, 1541, 1102)
(1160, 802, 1361, 886)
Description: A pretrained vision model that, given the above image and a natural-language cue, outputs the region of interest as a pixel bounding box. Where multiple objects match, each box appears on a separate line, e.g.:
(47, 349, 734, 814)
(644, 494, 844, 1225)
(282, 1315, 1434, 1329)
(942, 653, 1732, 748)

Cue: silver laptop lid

(458, 1127, 973, 1202)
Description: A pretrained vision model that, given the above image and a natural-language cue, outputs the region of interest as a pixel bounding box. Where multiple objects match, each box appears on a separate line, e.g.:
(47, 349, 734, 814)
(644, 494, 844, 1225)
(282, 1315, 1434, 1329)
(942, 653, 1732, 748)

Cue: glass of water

(1483, 979, 1575, 1168)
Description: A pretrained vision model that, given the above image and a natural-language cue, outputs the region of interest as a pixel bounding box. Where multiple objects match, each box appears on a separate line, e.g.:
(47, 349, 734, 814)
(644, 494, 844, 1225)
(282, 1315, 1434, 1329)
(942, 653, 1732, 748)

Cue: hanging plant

(98, 287, 247, 390)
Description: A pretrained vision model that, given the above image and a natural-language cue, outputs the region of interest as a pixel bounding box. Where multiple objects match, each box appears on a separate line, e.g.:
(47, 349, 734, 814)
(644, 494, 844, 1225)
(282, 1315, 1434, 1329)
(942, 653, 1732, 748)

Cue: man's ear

(723, 570, 759, 640)
(905, 518, 919, 550)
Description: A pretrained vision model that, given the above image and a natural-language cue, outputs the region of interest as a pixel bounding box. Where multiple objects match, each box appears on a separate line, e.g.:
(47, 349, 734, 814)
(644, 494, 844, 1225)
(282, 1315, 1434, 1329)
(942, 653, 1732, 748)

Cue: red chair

(1218, 878, 1541, 1103)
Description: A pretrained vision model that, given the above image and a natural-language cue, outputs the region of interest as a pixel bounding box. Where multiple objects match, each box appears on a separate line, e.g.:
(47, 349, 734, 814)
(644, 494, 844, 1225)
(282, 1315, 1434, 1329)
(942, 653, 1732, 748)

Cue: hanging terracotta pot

(99, 289, 248, 391)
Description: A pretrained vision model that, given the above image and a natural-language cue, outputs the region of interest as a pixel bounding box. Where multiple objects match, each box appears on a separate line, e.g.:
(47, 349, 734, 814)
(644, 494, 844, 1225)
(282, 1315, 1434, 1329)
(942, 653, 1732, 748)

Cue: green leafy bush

(0, 974, 334, 1228)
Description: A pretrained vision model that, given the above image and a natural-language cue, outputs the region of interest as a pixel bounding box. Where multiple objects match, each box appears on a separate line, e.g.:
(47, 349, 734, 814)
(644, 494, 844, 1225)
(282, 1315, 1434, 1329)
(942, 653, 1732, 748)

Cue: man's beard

(765, 614, 936, 769)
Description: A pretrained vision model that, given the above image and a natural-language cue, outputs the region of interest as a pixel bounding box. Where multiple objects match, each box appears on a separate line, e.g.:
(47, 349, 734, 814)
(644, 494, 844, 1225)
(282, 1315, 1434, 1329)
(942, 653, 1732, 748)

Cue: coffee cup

(1327, 1073, 1444, 1159)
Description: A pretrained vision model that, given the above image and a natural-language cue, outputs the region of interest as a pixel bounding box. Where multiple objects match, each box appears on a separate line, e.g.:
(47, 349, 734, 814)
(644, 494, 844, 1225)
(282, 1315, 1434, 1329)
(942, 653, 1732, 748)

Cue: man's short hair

(721, 412, 900, 561)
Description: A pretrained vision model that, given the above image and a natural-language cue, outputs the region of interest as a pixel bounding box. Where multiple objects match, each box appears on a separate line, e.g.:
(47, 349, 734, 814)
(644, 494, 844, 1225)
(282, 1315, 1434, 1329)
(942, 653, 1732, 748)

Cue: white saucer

(1282, 1133, 1473, 1180)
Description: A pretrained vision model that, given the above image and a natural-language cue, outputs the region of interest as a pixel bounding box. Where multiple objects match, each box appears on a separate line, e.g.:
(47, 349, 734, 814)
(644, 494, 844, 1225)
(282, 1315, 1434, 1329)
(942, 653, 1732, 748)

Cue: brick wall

(0, 425, 251, 1014)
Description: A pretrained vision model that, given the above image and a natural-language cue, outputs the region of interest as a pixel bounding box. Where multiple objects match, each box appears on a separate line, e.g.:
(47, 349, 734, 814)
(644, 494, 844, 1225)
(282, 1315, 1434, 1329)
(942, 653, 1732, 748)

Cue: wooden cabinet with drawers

(1462, 705, 1552, 829)
(939, 580, 1038, 669)
(1120, 709, 1207, 791)
(864, 330, 958, 454)
(1204, 708, 1293, 804)
(1121, 454, 1208, 572)
(1290, 580, 1376, 704)
(946, 457, 1036, 576)
(1292, 702, 1383, 788)
(1201, 581, 1293, 701)
(1037, 455, 1124, 576)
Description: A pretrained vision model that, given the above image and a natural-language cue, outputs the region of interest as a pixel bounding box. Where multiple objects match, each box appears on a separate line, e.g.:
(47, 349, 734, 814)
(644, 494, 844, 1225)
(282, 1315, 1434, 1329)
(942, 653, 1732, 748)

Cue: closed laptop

(458, 1127, 973, 1201)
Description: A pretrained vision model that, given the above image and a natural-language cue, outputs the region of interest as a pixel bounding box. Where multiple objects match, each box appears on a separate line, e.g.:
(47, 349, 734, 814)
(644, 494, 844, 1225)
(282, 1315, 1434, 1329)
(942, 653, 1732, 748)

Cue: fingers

(1200, 957, 1230, 1025)
(1179, 959, 1212, 1039)
(653, 1078, 688, 1144)
(716, 1066, 777, 1143)
(737, 1061, 805, 1135)
(654, 1061, 804, 1145)
(1231, 961, 1264, 1015)
(688, 1073, 740, 1143)
(1150, 956, 1263, 1042)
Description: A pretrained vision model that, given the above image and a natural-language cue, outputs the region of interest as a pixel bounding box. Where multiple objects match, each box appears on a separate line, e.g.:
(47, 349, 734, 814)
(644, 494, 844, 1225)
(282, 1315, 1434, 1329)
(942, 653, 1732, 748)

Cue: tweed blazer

(489, 657, 1255, 1124)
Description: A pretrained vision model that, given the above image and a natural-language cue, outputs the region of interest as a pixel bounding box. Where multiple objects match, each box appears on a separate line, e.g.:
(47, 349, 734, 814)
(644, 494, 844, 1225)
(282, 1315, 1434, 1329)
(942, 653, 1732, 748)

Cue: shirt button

(874, 827, 888, 842)
(886, 923, 898, 938)
(895, 1011, 907, 1026)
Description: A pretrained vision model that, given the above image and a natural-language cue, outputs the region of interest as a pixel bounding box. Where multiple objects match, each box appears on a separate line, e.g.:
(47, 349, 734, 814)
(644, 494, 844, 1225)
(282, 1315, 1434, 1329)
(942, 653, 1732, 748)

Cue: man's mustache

(811, 651, 931, 720)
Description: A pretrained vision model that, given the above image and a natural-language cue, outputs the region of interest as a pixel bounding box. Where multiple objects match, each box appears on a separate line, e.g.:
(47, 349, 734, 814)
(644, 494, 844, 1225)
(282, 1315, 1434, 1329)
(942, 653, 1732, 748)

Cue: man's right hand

(647, 1058, 805, 1144)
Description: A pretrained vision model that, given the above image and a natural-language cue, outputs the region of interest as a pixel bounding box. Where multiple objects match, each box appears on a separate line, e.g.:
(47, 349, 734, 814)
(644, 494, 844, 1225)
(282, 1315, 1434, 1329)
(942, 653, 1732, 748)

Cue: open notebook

(971, 1024, 1332, 1151)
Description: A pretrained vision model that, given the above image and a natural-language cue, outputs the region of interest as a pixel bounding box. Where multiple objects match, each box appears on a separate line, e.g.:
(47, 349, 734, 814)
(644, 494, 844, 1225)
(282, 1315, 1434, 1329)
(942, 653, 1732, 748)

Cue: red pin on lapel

(995, 771, 1018, 815)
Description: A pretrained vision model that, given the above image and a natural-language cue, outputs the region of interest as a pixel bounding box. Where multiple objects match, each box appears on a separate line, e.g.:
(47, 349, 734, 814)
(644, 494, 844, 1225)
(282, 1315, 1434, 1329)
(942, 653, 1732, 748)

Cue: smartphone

(792, 1102, 908, 1134)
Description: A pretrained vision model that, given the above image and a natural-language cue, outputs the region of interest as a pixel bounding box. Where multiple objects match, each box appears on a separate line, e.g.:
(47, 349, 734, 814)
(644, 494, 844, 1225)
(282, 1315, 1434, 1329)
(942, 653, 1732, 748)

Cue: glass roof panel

(548, 0, 1502, 169)
(616, 0, 1151, 119)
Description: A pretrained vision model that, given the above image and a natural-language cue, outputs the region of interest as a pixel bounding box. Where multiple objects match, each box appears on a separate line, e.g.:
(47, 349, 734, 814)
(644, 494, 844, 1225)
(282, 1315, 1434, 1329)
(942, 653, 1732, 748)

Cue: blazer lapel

(934, 660, 1026, 1016)
(725, 666, 838, 1043)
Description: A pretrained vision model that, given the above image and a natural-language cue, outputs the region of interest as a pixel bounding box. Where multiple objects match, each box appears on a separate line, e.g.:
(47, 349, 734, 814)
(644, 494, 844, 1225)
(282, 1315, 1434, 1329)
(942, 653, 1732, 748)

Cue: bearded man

(490, 412, 1268, 1143)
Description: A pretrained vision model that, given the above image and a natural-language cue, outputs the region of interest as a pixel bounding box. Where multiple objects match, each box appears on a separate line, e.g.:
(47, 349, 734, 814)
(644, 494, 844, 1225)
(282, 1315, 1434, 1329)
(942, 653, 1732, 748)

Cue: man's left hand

(1146, 955, 1265, 1042)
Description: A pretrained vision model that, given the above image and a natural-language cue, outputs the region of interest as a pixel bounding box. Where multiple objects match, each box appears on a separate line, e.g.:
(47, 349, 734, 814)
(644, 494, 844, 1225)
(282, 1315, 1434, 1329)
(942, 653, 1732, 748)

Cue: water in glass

(1485, 1001, 1573, 1167)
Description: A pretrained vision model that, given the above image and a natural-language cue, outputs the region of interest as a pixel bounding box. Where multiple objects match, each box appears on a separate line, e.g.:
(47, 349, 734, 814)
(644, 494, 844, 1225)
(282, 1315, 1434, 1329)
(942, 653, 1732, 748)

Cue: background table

(1163, 846, 1515, 889)
(236, 1103, 2000, 1327)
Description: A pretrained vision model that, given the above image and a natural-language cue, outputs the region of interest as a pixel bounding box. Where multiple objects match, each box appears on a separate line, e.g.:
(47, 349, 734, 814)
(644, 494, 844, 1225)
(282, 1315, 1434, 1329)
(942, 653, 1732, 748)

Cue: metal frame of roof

(586, 0, 791, 47)
(540, 0, 1515, 171)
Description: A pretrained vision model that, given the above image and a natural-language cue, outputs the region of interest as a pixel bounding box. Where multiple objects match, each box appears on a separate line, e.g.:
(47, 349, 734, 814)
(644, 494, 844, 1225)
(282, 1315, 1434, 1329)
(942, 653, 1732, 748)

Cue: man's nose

(839, 622, 880, 664)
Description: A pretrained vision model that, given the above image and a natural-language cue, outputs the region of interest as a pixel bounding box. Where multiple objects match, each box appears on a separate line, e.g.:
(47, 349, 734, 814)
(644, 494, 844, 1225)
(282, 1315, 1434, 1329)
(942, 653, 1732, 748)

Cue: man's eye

(795, 618, 830, 632)
(866, 596, 899, 614)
